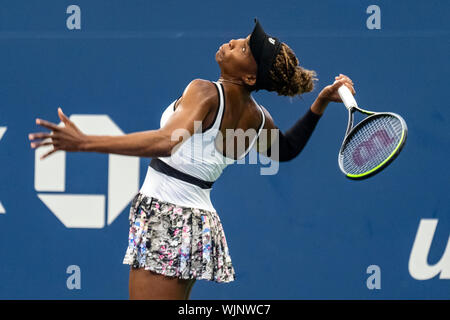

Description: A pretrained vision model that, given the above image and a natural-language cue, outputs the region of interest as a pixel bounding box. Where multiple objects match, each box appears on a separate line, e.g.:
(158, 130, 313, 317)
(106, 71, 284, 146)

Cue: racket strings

(340, 115, 404, 175)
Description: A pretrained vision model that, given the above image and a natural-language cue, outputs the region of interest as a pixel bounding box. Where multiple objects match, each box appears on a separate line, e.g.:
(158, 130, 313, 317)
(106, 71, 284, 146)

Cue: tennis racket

(337, 85, 407, 180)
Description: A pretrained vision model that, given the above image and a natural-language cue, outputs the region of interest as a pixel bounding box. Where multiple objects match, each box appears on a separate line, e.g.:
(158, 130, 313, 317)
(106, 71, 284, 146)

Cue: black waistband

(149, 158, 214, 189)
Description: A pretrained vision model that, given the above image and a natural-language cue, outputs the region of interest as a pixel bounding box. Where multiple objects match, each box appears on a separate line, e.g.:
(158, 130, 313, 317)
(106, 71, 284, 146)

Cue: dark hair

(266, 43, 317, 97)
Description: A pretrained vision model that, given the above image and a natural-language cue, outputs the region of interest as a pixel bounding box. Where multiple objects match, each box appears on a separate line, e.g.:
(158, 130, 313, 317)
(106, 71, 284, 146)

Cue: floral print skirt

(123, 192, 236, 283)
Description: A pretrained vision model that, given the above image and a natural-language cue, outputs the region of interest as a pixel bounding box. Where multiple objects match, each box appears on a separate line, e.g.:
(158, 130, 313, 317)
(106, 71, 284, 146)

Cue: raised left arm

(255, 74, 355, 162)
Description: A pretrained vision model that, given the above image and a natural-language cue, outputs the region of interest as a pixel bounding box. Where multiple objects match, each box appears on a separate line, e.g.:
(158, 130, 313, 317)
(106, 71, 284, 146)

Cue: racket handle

(338, 85, 358, 110)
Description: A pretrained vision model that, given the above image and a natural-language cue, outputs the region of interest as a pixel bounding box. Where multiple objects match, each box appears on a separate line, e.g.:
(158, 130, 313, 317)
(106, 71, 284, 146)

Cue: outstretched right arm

(29, 79, 216, 160)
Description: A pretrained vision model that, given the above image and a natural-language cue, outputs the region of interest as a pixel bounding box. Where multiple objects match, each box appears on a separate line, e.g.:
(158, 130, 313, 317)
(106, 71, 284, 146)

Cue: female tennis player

(28, 19, 355, 299)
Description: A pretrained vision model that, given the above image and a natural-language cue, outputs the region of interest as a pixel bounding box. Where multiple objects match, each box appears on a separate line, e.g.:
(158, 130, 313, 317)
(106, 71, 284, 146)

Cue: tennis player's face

(216, 34, 257, 83)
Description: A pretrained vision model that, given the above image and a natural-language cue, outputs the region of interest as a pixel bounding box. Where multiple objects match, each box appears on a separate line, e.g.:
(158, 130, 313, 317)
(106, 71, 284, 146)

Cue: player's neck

(218, 77, 252, 98)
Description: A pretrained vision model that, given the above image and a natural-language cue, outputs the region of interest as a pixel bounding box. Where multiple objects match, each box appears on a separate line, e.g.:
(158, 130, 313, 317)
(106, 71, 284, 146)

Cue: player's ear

(243, 74, 256, 87)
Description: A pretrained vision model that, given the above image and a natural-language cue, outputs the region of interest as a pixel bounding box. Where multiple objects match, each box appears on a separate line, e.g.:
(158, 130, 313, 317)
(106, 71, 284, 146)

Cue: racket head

(338, 112, 407, 180)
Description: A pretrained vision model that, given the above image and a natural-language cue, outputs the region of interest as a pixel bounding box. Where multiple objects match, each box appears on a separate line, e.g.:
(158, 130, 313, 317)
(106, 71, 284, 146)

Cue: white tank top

(139, 81, 265, 212)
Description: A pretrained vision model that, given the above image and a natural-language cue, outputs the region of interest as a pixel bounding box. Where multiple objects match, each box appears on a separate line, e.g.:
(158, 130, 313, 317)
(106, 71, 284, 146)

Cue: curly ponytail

(267, 43, 317, 97)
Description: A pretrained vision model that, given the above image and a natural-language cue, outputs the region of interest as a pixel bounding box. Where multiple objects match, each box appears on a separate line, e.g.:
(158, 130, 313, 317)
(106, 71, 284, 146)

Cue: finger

(335, 75, 348, 82)
(40, 148, 58, 160)
(28, 132, 52, 141)
(58, 108, 72, 126)
(341, 78, 353, 86)
(30, 141, 53, 149)
(36, 118, 61, 131)
(344, 82, 356, 95)
(343, 77, 353, 85)
(331, 79, 346, 89)
(340, 77, 355, 94)
(343, 76, 353, 85)
(335, 75, 350, 85)
(335, 74, 353, 85)
(331, 79, 356, 96)
(336, 76, 354, 88)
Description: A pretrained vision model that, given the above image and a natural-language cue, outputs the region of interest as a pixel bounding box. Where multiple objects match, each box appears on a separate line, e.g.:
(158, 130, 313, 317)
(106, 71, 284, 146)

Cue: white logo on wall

(34, 115, 139, 228)
(409, 219, 450, 280)
(0, 127, 6, 214)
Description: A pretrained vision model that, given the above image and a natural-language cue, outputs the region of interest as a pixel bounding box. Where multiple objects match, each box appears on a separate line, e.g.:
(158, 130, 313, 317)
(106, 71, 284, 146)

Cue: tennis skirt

(123, 192, 236, 283)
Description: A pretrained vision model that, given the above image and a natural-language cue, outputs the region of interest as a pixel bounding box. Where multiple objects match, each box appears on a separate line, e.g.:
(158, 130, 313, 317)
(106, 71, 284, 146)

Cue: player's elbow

(139, 130, 175, 158)
(154, 129, 186, 158)
(267, 148, 298, 162)
(278, 153, 297, 162)
(267, 137, 304, 162)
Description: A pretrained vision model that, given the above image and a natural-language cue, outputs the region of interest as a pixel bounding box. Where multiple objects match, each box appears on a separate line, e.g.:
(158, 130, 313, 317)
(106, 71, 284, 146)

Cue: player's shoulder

(187, 78, 214, 88)
(183, 78, 216, 96)
(181, 78, 218, 110)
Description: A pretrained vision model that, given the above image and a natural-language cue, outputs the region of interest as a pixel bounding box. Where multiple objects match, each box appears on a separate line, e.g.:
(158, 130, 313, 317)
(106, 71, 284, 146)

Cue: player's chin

(215, 52, 223, 63)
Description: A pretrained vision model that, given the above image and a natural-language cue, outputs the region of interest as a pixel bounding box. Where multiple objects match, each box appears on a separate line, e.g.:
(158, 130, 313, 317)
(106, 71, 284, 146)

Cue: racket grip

(338, 85, 358, 110)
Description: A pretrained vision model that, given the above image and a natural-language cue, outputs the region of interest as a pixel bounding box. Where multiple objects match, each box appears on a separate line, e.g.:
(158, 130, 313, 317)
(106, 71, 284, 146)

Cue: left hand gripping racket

(337, 85, 407, 180)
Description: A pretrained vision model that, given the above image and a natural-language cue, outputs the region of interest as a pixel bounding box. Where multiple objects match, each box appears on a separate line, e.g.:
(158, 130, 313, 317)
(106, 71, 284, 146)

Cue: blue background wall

(0, 0, 448, 299)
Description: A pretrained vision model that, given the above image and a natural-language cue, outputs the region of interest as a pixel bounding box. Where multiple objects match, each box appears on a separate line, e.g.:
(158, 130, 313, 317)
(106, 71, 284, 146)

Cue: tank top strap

(239, 103, 266, 158)
(256, 103, 266, 135)
(210, 81, 226, 132)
